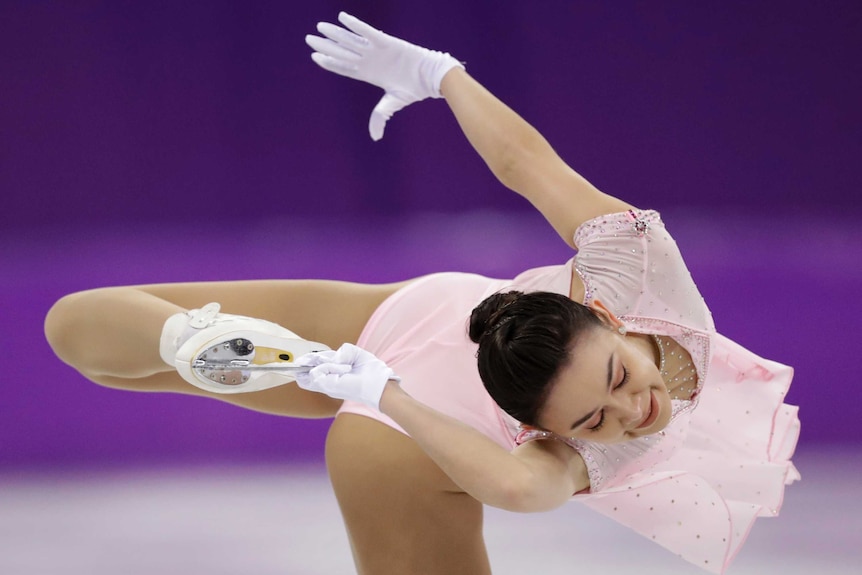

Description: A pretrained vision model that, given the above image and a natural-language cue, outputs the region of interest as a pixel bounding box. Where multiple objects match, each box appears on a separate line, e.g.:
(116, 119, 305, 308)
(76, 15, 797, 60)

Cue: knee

(44, 288, 113, 370)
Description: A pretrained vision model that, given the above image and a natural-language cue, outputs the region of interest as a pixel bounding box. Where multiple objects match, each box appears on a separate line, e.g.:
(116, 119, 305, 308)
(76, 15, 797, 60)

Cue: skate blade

(192, 339, 325, 387)
(192, 360, 311, 373)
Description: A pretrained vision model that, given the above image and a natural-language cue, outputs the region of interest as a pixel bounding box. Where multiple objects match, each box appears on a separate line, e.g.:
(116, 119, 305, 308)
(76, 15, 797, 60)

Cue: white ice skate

(161, 303, 330, 394)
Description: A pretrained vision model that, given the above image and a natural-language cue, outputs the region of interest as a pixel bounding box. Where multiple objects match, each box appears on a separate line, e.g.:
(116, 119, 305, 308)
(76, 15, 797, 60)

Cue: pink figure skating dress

(338, 209, 800, 573)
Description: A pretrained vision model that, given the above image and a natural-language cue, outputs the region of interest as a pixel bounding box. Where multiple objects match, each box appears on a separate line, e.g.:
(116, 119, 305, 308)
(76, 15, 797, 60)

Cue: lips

(636, 390, 659, 430)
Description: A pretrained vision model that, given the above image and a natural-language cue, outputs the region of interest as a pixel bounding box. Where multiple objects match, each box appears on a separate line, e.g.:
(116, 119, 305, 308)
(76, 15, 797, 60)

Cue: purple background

(1, 1, 860, 470)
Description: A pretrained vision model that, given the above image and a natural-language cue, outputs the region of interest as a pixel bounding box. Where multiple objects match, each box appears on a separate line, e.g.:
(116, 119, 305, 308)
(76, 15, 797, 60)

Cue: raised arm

(306, 12, 635, 247)
(440, 68, 634, 247)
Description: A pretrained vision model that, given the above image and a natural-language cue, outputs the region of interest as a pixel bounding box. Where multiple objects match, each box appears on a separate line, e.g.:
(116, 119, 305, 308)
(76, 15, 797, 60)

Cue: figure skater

(44, 12, 799, 575)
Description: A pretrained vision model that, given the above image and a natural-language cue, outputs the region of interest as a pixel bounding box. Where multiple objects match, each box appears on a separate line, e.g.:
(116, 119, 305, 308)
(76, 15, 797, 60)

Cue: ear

(589, 299, 624, 331)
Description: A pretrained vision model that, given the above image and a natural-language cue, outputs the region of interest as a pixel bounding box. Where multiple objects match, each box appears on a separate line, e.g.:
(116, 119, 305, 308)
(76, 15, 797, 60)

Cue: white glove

(305, 11, 464, 140)
(295, 343, 400, 410)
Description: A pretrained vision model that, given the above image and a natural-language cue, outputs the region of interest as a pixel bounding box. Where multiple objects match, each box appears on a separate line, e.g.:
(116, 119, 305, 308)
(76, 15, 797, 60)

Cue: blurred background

(1, 1, 860, 573)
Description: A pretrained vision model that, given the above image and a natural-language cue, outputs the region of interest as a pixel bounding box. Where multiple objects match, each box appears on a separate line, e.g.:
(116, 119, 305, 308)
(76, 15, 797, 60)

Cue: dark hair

(468, 291, 603, 425)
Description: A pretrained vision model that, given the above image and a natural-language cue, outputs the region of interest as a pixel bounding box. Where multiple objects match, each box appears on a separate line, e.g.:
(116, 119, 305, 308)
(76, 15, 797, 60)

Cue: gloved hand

(295, 343, 400, 410)
(305, 11, 464, 140)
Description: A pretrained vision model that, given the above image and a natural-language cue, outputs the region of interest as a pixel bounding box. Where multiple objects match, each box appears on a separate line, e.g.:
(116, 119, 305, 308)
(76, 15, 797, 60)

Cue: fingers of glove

(295, 350, 336, 368)
(310, 52, 359, 77)
(305, 34, 362, 61)
(354, 354, 388, 375)
(309, 363, 353, 379)
(315, 22, 368, 50)
(294, 370, 345, 395)
(331, 342, 366, 365)
(374, 93, 410, 118)
(295, 363, 351, 392)
(334, 343, 394, 376)
(294, 371, 314, 388)
(368, 94, 410, 140)
(368, 112, 386, 141)
(337, 12, 384, 44)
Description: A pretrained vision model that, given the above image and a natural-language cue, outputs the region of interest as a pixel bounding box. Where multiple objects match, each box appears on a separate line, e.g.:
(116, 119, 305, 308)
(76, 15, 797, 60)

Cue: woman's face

(538, 317, 672, 444)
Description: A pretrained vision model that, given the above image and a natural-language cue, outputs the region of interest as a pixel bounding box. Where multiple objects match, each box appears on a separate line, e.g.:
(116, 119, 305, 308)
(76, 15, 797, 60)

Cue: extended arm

(306, 12, 636, 247)
(440, 68, 634, 247)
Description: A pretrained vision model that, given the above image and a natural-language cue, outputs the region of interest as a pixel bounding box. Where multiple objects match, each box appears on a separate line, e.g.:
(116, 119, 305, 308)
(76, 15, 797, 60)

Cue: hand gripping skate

(168, 303, 331, 394)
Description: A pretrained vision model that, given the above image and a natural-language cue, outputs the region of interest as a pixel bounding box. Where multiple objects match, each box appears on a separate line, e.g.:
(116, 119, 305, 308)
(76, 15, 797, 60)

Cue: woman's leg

(45, 279, 410, 417)
(326, 414, 492, 575)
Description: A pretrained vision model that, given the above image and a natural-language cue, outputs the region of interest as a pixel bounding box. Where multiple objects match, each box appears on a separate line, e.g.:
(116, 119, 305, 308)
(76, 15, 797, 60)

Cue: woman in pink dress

(44, 12, 799, 575)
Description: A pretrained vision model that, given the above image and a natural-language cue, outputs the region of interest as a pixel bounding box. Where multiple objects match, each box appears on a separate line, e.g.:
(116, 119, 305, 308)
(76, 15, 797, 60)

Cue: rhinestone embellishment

(629, 209, 650, 236)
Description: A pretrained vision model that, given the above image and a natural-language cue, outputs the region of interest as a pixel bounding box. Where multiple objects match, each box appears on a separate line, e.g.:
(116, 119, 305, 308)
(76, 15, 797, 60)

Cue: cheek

(654, 386, 673, 429)
(636, 358, 663, 392)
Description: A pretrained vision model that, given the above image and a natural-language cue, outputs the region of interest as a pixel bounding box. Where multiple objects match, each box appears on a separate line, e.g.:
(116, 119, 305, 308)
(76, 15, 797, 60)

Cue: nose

(618, 393, 645, 427)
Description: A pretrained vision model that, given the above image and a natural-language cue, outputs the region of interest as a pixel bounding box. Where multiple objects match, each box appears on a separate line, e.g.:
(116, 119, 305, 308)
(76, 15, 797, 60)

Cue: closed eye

(588, 410, 605, 432)
(616, 366, 630, 389)
(589, 366, 630, 432)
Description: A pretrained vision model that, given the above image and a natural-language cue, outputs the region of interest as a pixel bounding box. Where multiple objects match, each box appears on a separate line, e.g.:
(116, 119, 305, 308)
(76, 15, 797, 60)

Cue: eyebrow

(569, 353, 615, 430)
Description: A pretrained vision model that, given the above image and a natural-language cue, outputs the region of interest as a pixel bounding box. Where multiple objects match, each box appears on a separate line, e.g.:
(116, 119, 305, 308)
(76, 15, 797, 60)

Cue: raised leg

(45, 279, 410, 417)
(326, 414, 492, 575)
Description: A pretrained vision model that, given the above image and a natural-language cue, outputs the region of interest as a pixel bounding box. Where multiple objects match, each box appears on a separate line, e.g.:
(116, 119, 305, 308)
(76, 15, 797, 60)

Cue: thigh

(69, 278, 412, 417)
(91, 371, 345, 418)
(137, 278, 413, 350)
(326, 414, 492, 575)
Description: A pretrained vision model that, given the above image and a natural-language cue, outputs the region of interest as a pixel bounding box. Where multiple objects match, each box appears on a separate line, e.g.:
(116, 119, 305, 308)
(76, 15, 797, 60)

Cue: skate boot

(160, 302, 330, 394)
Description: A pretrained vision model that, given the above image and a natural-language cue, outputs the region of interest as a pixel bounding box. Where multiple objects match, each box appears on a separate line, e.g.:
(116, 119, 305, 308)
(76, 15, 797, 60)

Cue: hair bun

(468, 290, 522, 343)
